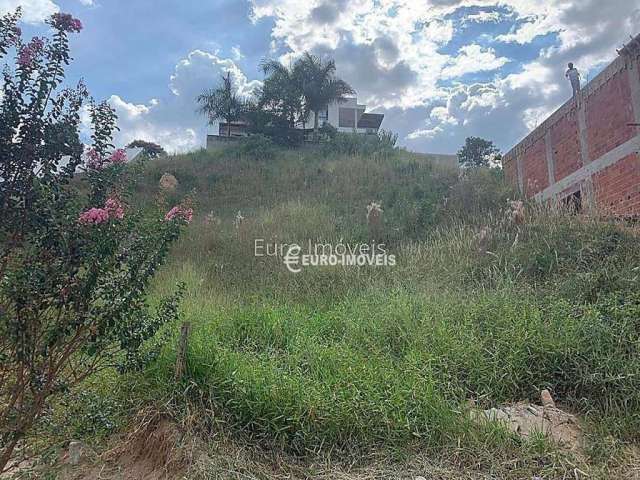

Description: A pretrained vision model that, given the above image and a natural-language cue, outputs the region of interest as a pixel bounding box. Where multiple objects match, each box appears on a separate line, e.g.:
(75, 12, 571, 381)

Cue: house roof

(357, 113, 384, 129)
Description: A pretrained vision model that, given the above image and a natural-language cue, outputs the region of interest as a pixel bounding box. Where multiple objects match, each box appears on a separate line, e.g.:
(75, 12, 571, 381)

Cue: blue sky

(3, 0, 640, 154)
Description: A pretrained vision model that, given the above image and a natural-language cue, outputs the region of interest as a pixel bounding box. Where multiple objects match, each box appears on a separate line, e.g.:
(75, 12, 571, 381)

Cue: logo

(283, 243, 302, 273)
(255, 239, 397, 274)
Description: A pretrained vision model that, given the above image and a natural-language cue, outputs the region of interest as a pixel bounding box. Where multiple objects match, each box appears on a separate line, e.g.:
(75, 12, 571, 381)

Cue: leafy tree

(126, 139, 166, 158)
(197, 71, 247, 137)
(295, 52, 354, 142)
(0, 10, 189, 471)
(457, 136, 501, 168)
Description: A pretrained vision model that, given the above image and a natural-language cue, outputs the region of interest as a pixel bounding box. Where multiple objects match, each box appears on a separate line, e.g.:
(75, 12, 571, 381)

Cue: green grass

(48, 144, 640, 477)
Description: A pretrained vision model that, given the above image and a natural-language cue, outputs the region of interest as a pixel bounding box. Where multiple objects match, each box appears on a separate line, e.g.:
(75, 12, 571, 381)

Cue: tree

(457, 136, 501, 168)
(295, 52, 354, 142)
(259, 59, 305, 129)
(0, 10, 189, 471)
(197, 71, 246, 137)
(126, 139, 166, 158)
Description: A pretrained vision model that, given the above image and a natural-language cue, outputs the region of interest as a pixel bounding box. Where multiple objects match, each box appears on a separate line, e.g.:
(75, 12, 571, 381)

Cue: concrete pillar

(628, 56, 640, 126)
(544, 128, 555, 185)
(581, 176, 596, 212)
(577, 97, 590, 166)
(516, 151, 524, 195)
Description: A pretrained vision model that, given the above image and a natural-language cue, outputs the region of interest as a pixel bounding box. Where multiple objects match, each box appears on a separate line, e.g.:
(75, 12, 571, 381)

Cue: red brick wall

(594, 154, 640, 215)
(503, 155, 517, 186)
(502, 50, 640, 216)
(586, 71, 635, 160)
(550, 110, 581, 181)
(521, 137, 548, 196)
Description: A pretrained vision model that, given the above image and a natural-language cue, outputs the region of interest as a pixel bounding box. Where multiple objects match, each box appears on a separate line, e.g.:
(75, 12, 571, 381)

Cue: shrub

(0, 10, 188, 470)
(321, 129, 399, 157)
(236, 134, 277, 161)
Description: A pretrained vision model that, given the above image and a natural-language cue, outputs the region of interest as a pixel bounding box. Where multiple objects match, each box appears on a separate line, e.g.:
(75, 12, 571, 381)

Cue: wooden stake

(175, 322, 191, 381)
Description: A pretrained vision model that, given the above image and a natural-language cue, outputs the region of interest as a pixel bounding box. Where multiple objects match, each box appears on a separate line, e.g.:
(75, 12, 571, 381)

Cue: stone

(471, 402, 582, 450)
(159, 173, 178, 192)
(68, 441, 85, 466)
(541, 389, 555, 408)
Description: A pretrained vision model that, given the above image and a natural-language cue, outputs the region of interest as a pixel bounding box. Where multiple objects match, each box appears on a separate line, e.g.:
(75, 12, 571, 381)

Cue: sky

(2, 0, 640, 154)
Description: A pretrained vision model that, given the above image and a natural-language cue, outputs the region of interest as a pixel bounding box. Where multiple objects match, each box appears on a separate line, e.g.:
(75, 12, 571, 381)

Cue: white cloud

(463, 10, 505, 24)
(441, 44, 509, 79)
(89, 51, 262, 154)
(0, 0, 58, 23)
(169, 49, 262, 99)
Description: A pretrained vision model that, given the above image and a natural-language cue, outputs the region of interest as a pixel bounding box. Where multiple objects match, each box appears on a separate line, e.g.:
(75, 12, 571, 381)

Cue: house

(217, 121, 250, 137)
(502, 32, 640, 217)
(310, 96, 384, 135)
(206, 93, 385, 147)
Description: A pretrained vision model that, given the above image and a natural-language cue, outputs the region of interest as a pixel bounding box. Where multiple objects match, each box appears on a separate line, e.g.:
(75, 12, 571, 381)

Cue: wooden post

(175, 322, 191, 381)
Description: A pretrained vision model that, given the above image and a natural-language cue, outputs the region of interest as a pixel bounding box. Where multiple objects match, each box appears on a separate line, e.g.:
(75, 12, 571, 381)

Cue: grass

(40, 144, 640, 478)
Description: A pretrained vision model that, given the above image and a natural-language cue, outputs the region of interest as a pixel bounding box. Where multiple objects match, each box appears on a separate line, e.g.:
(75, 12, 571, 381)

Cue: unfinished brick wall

(521, 136, 549, 196)
(594, 154, 640, 215)
(503, 34, 640, 216)
(550, 111, 580, 182)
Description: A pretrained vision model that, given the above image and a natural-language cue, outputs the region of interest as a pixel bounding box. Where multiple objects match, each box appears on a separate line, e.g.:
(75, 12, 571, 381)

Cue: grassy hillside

(42, 144, 640, 478)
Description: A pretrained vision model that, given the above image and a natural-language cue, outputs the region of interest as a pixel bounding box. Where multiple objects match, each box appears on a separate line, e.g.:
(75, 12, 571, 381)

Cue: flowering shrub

(0, 9, 188, 471)
(165, 204, 194, 223)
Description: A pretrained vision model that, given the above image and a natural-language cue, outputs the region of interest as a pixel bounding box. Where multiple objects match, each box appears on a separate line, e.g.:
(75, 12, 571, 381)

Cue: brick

(502, 47, 640, 216)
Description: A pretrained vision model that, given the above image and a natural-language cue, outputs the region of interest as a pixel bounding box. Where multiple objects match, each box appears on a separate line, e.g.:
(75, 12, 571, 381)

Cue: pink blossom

(17, 48, 34, 68)
(165, 206, 193, 223)
(105, 197, 125, 220)
(108, 149, 127, 164)
(85, 147, 103, 170)
(78, 207, 109, 225)
(51, 13, 83, 33)
(17, 38, 43, 68)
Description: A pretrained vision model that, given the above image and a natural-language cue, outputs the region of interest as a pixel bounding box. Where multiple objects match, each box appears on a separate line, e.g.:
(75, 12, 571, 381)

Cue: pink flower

(165, 206, 193, 223)
(51, 13, 83, 33)
(108, 149, 127, 164)
(78, 207, 109, 225)
(105, 197, 125, 220)
(85, 149, 104, 170)
(17, 38, 43, 68)
(85, 148, 128, 170)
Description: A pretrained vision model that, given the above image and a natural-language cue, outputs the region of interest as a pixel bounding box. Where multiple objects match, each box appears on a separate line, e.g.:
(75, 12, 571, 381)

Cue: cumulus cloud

(0, 0, 58, 23)
(441, 44, 509, 78)
(98, 51, 262, 153)
(0, 0, 94, 22)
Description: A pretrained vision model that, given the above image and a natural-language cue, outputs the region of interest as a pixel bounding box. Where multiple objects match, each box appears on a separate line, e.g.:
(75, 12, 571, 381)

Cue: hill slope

(42, 145, 640, 479)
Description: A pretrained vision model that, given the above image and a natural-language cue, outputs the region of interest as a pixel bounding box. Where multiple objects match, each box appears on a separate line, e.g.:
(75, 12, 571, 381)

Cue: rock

(471, 402, 582, 450)
(541, 389, 555, 408)
(64, 440, 97, 466)
(159, 173, 178, 192)
(68, 441, 85, 466)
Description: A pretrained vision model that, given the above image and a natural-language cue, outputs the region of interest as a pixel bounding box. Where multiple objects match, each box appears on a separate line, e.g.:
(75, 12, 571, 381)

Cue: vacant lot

(36, 145, 640, 479)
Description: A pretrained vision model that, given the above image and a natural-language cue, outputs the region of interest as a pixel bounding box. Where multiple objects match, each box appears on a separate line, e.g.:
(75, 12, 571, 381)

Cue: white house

(211, 93, 384, 141)
(309, 96, 384, 134)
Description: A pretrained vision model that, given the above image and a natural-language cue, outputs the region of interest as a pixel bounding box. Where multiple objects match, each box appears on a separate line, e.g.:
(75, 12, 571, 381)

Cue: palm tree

(197, 71, 246, 137)
(259, 59, 305, 129)
(295, 52, 354, 142)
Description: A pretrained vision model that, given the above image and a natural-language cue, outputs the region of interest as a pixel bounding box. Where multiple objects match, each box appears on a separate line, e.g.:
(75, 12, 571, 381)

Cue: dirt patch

(473, 403, 582, 450)
(61, 410, 188, 480)
(470, 390, 583, 452)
